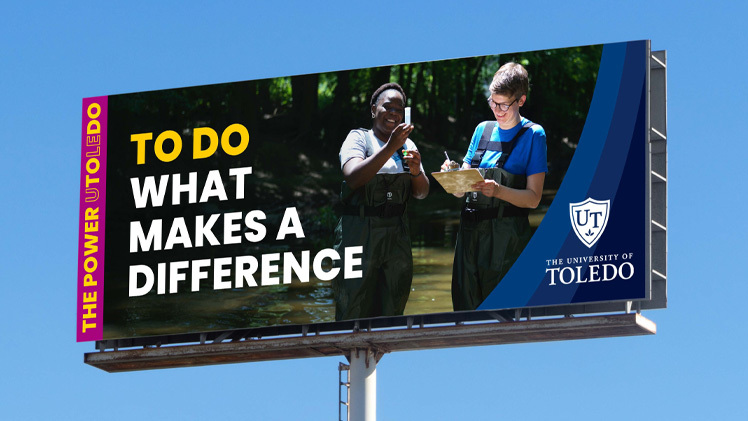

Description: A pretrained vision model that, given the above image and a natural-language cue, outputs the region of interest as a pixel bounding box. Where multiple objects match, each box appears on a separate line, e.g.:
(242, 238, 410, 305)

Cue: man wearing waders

(333, 83, 429, 320)
(442, 63, 547, 311)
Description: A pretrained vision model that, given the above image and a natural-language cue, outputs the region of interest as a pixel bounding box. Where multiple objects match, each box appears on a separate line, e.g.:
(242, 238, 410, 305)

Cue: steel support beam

(86, 314, 655, 372)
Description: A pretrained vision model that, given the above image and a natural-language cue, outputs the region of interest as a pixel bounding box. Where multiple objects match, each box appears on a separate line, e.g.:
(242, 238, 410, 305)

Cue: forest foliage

(111, 45, 604, 245)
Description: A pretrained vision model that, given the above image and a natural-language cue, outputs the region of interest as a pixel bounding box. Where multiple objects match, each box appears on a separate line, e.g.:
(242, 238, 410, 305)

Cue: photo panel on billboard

(77, 40, 650, 342)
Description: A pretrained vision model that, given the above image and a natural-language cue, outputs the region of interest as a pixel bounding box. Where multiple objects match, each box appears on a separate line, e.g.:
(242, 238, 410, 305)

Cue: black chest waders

(333, 170, 413, 321)
(451, 121, 535, 311)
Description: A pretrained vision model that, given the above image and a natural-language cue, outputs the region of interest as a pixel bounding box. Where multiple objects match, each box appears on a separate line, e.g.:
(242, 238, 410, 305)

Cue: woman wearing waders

(441, 62, 547, 311)
(333, 83, 429, 321)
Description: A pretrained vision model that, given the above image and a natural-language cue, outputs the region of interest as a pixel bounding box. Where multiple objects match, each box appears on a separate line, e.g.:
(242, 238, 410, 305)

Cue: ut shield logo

(570, 198, 610, 248)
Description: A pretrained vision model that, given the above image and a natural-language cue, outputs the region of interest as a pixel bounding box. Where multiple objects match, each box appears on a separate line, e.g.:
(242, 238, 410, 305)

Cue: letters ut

(574, 209, 603, 229)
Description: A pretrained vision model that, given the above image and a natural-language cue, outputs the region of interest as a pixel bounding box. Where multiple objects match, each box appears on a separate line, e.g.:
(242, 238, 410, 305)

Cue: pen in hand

(443, 151, 459, 171)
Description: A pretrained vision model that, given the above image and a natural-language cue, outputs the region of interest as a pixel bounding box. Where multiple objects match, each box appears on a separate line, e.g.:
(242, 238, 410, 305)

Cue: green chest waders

(451, 121, 535, 311)
(333, 172, 413, 321)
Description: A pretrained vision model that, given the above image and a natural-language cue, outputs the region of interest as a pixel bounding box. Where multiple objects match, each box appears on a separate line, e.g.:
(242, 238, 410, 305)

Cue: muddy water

(105, 243, 457, 339)
(105, 207, 545, 339)
(404, 246, 455, 315)
(106, 247, 461, 340)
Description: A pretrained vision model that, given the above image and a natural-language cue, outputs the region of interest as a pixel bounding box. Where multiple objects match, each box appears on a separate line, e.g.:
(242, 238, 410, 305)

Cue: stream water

(105, 197, 547, 339)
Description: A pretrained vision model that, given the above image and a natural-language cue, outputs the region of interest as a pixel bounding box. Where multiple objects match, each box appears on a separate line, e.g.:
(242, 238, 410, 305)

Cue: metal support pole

(349, 348, 377, 421)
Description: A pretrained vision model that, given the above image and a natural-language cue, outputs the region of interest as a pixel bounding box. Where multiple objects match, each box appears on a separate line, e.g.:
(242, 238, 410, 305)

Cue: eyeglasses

(487, 97, 518, 112)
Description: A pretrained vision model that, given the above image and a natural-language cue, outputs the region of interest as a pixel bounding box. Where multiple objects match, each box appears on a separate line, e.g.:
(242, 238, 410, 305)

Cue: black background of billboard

(102, 45, 603, 339)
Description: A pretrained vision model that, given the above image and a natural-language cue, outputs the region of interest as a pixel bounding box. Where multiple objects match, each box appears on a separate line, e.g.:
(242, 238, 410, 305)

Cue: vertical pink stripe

(77, 97, 108, 342)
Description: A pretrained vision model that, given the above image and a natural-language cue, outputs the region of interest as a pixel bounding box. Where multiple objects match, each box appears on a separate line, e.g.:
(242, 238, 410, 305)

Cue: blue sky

(1, 1, 747, 420)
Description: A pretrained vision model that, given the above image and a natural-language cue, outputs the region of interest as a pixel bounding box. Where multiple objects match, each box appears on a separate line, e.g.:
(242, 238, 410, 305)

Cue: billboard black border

(89, 43, 667, 352)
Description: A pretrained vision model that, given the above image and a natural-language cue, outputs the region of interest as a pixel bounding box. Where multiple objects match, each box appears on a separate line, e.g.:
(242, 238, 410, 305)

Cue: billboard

(77, 40, 653, 342)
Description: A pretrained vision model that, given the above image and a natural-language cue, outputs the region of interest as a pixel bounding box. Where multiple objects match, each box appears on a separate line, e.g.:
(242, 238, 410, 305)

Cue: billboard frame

(86, 313, 656, 372)
(83, 45, 667, 362)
